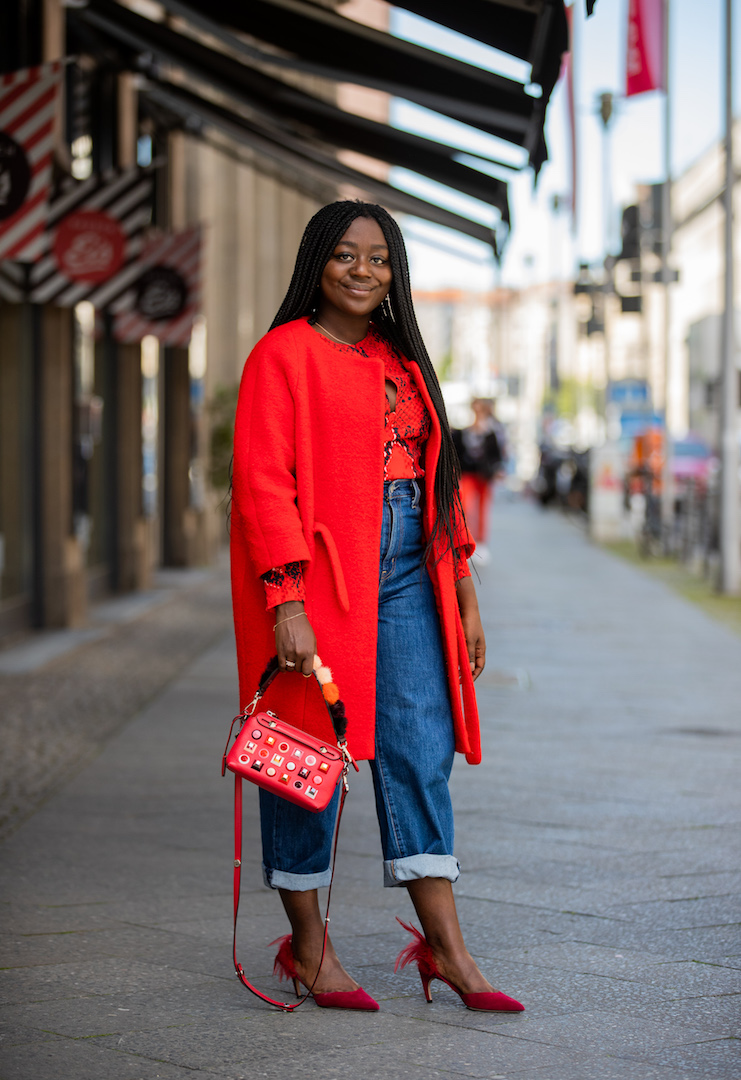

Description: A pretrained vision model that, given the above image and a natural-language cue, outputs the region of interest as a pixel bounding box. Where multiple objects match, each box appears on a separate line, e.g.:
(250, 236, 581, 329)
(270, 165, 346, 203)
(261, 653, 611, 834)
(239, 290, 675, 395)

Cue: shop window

(141, 335, 160, 519)
(72, 302, 104, 564)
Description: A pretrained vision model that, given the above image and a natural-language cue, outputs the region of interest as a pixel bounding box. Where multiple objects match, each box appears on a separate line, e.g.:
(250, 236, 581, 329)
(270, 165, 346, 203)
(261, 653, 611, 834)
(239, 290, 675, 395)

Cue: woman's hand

(455, 577, 485, 681)
(274, 600, 317, 676)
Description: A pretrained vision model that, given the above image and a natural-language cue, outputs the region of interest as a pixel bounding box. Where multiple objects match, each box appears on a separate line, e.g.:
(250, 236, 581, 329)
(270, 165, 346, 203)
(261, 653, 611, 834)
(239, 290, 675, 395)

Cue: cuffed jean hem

(383, 854, 461, 888)
(262, 864, 333, 891)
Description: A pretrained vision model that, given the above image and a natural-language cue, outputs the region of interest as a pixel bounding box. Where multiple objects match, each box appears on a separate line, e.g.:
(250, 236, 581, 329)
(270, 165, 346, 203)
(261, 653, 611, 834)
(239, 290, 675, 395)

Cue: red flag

(0, 61, 63, 261)
(626, 0, 664, 97)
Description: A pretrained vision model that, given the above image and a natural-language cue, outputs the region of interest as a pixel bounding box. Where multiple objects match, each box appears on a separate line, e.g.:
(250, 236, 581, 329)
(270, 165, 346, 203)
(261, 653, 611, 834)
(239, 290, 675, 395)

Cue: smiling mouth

(342, 283, 374, 293)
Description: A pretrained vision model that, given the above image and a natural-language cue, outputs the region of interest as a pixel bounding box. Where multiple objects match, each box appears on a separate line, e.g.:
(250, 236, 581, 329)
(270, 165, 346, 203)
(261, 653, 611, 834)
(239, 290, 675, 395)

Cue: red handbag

(221, 654, 357, 1010)
(224, 708, 345, 812)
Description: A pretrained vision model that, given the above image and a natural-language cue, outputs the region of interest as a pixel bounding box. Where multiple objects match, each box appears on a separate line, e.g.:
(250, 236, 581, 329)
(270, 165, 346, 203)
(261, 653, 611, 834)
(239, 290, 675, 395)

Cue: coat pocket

(313, 521, 350, 613)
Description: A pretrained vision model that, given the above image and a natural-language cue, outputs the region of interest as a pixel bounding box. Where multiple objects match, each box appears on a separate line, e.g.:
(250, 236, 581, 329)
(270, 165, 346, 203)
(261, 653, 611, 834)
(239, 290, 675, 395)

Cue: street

(0, 497, 739, 1080)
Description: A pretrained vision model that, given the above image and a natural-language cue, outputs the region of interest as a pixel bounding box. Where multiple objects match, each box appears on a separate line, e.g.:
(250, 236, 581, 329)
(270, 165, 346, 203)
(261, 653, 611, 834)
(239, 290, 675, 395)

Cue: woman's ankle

(430, 945, 494, 994)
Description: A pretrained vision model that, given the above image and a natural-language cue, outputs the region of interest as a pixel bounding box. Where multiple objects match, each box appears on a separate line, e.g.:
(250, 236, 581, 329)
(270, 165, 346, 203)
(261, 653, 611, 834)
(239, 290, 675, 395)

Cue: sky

(388, 0, 739, 291)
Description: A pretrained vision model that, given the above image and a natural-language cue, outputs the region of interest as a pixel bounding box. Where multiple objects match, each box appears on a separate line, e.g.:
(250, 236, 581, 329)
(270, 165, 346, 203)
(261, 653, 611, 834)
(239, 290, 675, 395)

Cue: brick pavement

(0, 499, 739, 1080)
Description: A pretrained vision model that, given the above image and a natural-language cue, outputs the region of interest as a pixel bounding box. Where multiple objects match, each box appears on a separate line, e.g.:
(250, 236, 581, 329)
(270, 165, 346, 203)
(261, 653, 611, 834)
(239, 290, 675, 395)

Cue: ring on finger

(285, 660, 296, 669)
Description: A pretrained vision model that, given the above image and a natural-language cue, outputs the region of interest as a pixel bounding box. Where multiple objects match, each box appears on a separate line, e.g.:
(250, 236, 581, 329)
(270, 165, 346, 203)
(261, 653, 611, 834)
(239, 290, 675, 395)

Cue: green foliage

(544, 377, 603, 419)
(208, 384, 239, 491)
(436, 351, 454, 383)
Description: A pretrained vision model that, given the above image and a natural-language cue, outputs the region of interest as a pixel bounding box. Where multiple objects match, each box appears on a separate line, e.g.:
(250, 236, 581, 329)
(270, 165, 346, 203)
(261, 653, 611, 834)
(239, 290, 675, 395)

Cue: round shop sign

(0, 131, 32, 220)
(135, 266, 187, 321)
(53, 209, 126, 283)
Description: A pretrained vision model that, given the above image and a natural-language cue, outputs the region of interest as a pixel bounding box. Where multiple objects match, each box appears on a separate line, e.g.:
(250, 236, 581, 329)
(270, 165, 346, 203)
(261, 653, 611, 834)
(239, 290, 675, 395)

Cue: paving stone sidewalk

(0, 499, 739, 1080)
(0, 562, 233, 842)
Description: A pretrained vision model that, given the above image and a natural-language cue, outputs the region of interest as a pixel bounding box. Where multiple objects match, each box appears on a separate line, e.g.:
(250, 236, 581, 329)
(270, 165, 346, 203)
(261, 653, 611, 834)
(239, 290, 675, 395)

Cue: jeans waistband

(384, 479, 421, 506)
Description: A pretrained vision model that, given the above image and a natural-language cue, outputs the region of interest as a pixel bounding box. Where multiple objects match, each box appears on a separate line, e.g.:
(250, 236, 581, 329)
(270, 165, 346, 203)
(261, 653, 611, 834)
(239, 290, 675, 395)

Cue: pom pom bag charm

(221, 654, 358, 1010)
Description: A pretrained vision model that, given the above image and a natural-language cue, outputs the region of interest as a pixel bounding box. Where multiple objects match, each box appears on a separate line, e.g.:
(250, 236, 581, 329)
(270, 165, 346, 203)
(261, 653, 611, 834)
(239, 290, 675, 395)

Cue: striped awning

(0, 62, 63, 263)
(27, 166, 154, 307)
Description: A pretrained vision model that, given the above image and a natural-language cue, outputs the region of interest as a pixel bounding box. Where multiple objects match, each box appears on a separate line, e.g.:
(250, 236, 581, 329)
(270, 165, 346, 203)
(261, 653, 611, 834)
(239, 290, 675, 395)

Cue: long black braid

(271, 200, 464, 562)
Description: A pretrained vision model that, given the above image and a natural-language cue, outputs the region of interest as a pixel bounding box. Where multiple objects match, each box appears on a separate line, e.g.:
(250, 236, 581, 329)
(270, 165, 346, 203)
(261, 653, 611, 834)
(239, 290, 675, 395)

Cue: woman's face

(318, 216, 392, 322)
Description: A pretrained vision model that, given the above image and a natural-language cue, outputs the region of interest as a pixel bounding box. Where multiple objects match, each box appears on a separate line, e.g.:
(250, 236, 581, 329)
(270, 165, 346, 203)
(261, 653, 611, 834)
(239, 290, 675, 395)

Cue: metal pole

(720, 0, 740, 594)
(598, 92, 613, 388)
(660, 0, 673, 538)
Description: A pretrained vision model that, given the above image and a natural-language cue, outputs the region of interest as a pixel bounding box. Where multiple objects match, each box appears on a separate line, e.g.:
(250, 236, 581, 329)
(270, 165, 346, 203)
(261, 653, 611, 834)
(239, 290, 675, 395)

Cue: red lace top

(262, 325, 470, 608)
(383, 348, 430, 480)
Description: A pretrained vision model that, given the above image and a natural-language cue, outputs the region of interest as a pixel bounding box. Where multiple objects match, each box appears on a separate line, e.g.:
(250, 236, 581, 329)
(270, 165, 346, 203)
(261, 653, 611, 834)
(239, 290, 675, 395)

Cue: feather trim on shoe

(270, 934, 295, 981)
(394, 918, 435, 975)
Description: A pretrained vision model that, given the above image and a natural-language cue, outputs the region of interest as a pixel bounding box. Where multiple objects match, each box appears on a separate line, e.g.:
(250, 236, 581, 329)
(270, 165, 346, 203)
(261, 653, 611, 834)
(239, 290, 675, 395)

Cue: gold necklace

(313, 320, 364, 347)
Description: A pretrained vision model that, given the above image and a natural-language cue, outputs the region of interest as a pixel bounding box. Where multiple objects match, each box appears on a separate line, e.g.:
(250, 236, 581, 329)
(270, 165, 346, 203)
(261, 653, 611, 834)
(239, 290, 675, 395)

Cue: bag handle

(222, 654, 356, 777)
(257, 654, 349, 744)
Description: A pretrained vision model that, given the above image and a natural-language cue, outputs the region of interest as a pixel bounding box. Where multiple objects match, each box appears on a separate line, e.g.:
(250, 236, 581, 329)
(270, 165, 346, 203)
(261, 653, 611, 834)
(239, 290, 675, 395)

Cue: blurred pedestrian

(452, 398, 505, 562)
(230, 201, 523, 1014)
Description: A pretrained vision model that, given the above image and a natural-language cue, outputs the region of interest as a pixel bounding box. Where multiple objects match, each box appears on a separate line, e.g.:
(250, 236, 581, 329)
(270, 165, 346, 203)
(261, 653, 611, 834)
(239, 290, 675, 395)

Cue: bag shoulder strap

(231, 774, 347, 1011)
(225, 654, 356, 1011)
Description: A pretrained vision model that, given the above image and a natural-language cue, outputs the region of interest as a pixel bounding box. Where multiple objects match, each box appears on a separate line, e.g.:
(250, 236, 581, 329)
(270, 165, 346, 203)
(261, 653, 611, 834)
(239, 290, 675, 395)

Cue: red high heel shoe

(394, 919, 524, 1013)
(271, 934, 380, 1011)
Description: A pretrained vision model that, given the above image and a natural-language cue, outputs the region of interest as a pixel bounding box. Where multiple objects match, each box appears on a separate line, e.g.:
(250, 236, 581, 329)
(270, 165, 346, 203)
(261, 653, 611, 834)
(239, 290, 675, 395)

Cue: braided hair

(271, 200, 464, 562)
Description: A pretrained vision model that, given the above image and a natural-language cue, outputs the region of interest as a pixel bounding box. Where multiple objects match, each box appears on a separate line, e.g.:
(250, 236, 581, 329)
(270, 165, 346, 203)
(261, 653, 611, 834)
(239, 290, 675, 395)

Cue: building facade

(0, 1, 335, 642)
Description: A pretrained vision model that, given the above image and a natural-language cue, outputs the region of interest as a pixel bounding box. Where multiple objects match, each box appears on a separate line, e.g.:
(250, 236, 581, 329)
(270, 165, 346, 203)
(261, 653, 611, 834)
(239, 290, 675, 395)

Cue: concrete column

(117, 73, 138, 169)
(43, 0, 68, 169)
(115, 343, 149, 591)
(0, 304, 34, 634)
(254, 173, 281, 340)
(38, 306, 87, 627)
(169, 130, 186, 230)
(236, 156, 257, 365)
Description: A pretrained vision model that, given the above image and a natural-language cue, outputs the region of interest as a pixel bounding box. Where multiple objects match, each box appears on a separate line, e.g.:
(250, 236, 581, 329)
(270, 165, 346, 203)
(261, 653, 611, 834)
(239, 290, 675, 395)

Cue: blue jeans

(261, 479, 459, 889)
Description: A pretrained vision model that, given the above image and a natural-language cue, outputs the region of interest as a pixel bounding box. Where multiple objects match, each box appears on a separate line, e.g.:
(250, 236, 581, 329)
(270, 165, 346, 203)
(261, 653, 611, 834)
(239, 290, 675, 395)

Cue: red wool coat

(230, 318, 481, 765)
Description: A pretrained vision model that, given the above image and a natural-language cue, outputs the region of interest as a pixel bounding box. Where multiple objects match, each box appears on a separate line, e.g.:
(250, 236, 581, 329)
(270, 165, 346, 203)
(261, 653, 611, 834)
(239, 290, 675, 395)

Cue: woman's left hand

(455, 576, 486, 681)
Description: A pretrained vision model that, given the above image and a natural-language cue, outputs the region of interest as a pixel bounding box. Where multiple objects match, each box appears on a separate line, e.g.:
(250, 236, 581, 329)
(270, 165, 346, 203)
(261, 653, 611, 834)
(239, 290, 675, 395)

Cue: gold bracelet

(273, 610, 307, 631)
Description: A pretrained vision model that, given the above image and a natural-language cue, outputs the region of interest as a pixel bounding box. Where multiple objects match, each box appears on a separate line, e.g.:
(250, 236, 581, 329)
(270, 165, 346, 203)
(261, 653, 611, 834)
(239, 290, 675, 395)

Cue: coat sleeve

(232, 332, 311, 576)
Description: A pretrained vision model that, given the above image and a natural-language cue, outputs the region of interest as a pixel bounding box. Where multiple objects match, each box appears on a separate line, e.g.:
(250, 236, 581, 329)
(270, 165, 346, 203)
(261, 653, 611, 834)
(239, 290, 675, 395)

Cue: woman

(230, 200, 523, 1014)
(452, 398, 506, 560)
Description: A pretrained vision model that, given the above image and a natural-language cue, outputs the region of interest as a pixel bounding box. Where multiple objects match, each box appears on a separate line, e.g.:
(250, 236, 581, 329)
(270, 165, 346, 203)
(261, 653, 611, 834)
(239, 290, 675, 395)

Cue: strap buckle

(241, 691, 261, 721)
(221, 695, 261, 777)
(338, 742, 359, 791)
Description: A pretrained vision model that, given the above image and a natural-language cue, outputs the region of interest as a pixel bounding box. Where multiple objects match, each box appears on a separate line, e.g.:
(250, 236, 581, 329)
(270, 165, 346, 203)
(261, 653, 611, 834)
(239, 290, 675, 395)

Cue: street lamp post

(659, 0, 674, 541)
(597, 92, 614, 387)
(719, 0, 740, 594)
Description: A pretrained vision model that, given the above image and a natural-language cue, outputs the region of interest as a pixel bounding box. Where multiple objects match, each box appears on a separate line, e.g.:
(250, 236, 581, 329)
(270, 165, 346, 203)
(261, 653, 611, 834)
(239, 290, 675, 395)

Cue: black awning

(169, 0, 548, 166)
(74, 0, 511, 219)
(139, 79, 505, 252)
(380, 0, 569, 106)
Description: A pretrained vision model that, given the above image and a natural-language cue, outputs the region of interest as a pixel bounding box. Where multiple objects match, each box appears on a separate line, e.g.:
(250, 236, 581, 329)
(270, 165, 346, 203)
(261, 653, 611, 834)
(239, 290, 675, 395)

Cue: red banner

(0, 61, 63, 261)
(53, 209, 127, 283)
(626, 0, 664, 97)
